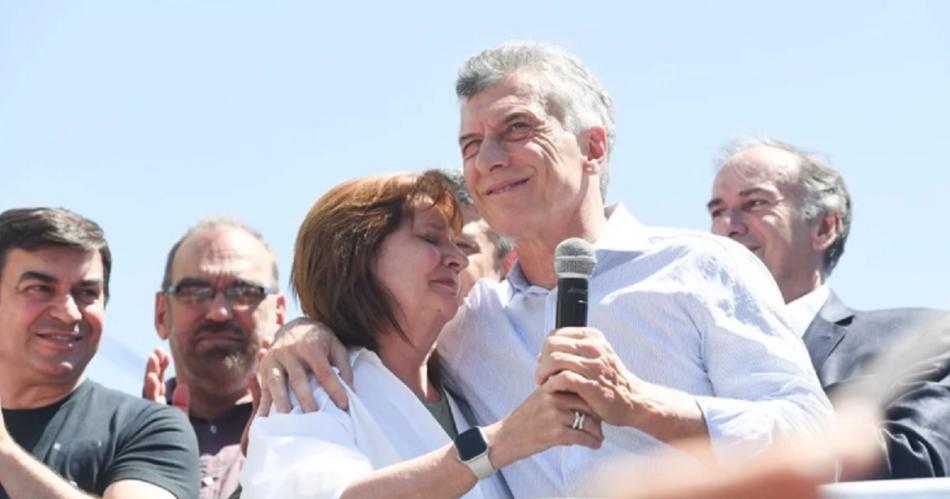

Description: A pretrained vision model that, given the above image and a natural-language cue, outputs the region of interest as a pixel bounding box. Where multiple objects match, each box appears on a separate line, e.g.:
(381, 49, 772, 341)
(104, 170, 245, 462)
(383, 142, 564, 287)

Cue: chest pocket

(47, 438, 110, 494)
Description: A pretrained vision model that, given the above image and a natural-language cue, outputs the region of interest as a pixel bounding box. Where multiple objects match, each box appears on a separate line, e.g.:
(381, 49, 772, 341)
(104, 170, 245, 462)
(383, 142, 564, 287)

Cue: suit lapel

(802, 291, 854, 386)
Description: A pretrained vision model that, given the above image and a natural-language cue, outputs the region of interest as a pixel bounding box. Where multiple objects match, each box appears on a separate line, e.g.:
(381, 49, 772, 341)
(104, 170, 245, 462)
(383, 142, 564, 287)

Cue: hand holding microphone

(537, 238, 650, 429)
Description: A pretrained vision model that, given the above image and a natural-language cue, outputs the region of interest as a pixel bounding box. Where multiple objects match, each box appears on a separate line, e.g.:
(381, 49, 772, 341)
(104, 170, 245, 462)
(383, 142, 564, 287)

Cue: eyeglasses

(163, 281, 278, 310)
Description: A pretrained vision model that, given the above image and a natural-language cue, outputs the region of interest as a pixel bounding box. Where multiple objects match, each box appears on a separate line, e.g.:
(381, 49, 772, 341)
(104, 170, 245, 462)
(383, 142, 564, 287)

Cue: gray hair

(438, 168, 474, 206)
(161, 217, 279, 290)
(436, 168, 514, 265)
(720, 138, 852, 275)
(456, 41, 615, 199)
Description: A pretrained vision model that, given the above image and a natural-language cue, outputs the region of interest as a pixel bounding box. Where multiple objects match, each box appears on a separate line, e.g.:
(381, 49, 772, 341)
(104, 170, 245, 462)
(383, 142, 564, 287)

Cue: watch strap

(465, 449, 496, 479)
(455, 427, 496, 479)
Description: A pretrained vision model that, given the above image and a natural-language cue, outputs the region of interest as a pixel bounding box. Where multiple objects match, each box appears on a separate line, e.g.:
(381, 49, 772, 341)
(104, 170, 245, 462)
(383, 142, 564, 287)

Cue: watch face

(456, 427, 488, 460)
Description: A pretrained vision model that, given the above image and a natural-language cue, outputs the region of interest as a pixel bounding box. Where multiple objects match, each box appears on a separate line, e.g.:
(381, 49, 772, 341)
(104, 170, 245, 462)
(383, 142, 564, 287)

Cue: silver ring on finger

(571, 410, 585, 430)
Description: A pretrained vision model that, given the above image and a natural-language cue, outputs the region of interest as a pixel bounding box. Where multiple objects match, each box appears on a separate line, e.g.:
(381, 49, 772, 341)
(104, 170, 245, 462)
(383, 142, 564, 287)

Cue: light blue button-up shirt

(438, 204, 832, 497)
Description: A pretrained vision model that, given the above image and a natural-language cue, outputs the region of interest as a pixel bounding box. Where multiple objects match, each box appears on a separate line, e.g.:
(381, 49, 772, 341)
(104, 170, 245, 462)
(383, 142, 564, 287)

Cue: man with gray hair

(708, 138, 950, 478)
(144, 218, 286, 499)
(256, 42, 832, 497)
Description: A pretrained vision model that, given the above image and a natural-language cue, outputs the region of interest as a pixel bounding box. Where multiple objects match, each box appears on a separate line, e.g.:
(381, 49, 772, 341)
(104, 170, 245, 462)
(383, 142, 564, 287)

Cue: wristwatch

(454, 427, 496, 479)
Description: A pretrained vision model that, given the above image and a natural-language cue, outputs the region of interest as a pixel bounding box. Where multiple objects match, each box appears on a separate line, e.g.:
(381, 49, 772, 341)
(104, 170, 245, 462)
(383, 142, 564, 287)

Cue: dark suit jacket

(802, 291, 950, 479)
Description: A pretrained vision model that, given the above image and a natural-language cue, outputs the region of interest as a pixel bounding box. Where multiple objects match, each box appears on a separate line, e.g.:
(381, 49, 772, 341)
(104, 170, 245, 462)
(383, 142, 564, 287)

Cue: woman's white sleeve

(241, 399, 372, 498)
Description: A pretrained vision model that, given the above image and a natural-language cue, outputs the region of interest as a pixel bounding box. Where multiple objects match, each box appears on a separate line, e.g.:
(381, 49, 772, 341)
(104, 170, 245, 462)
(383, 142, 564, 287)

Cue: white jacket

(241, 348, 510, 499)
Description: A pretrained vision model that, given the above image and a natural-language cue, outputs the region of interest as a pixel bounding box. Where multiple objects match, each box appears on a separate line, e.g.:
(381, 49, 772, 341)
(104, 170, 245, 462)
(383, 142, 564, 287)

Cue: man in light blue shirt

(258, 41, 833, 496)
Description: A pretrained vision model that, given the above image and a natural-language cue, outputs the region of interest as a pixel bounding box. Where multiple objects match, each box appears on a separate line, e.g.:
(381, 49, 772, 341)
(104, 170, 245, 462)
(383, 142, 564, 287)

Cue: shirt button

(209, 424, 218, 434)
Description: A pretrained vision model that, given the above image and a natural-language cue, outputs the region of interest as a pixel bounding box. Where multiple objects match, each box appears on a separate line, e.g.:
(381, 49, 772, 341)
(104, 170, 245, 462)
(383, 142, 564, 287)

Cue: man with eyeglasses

(146, 218, 285, 499)
(0, 207, 199, 499)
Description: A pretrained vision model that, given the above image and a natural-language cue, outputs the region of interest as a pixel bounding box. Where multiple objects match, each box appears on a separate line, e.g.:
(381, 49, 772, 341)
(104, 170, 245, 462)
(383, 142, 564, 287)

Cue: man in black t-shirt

(0, 207, 199, 499)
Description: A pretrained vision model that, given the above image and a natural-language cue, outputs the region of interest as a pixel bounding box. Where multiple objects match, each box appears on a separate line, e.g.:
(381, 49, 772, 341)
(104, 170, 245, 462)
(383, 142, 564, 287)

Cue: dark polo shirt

(166, 379, 251, 499)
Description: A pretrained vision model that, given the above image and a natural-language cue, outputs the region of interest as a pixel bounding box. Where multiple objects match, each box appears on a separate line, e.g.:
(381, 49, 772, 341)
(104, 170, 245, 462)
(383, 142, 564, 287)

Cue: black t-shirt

(1, 380, 199, 499)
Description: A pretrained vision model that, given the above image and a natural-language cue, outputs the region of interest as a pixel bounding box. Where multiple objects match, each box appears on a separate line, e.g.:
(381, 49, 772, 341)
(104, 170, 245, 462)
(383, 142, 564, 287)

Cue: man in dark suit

(707, 138, 950, 479)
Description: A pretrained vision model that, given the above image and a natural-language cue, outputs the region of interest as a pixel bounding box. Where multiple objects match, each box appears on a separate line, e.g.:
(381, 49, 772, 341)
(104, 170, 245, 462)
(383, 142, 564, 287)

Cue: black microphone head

(554, 238, 596, 278)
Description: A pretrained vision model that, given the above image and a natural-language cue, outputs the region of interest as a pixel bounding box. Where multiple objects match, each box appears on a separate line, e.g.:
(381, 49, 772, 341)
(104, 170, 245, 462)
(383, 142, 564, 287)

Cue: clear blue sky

(2, 1, 948, 394)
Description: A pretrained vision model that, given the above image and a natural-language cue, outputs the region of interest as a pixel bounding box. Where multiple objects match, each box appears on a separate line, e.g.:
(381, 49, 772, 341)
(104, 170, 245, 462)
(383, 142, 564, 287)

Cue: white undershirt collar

(785, 283, 831, 338)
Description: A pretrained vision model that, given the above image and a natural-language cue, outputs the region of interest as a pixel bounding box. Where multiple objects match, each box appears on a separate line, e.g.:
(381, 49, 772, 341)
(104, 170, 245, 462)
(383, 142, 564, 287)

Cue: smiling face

(155, 227, 285, 394)
(0, 246, 105, 393)
(708, 145, 824, 301)
(459, 70, 603, 242)
(373, 204, 467, 349)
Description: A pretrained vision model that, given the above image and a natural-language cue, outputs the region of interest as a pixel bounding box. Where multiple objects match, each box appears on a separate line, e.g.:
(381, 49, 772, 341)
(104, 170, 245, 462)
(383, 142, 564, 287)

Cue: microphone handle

(556, 277, 589, 328)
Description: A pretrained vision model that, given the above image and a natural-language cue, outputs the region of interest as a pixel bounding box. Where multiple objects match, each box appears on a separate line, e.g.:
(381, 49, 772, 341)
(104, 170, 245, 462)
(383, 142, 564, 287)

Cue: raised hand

(142, 347, 171, 403)
(142, 347, 190, 414)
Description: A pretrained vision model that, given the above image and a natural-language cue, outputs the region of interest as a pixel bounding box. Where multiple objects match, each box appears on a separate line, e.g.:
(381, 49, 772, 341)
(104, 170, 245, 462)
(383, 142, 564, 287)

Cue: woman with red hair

(242, 171, 602, 499)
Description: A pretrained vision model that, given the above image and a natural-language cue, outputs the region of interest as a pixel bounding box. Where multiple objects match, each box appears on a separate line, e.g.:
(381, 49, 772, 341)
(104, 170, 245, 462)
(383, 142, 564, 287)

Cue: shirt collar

(506, 203, 649, 293)
(166, 377, 254, 416)
(785, 284, 831, 338)
(594, 203, 651, 254)
(506, 261, 537, 294)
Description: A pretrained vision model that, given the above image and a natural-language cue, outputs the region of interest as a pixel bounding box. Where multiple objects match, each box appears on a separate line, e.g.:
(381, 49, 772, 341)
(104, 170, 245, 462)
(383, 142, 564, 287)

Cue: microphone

(554, 238, 597, 328)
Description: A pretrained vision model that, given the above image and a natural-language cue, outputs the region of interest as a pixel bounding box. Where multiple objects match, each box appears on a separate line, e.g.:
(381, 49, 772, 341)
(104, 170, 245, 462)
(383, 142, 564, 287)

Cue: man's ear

(275, 294, 287, 327)
(812, 210, 842, 252)
(581, 126, 608, 174)
(155, 292, 171, 340)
